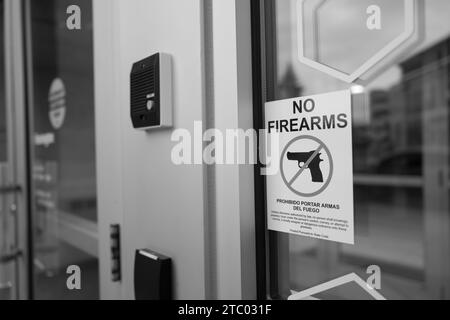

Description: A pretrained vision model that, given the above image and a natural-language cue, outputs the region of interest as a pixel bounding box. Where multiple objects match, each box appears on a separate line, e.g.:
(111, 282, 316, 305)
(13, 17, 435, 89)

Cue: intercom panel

(130, 53, 172, 130)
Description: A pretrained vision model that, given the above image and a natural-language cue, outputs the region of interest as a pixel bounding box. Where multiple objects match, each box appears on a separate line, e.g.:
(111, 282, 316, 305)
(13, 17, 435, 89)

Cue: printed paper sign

(265, 90, 354, 244)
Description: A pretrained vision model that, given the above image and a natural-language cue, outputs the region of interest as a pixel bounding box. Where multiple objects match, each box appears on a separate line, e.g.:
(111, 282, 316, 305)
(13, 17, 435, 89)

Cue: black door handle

(0, 185, 22, 194)
(0, 249, 23, 264)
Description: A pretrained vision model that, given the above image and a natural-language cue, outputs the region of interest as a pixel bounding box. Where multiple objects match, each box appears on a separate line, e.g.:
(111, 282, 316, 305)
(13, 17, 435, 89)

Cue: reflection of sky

(314, 0, 404, 74)
(277, 0, 450, 92)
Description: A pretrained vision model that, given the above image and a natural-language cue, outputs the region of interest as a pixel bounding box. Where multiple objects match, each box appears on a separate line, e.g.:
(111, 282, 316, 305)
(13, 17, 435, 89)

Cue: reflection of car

(374, 151, 422, 176)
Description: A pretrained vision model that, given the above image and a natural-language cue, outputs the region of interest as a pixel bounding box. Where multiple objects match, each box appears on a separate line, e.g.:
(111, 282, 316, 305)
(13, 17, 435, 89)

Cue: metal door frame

(250, 0, 291, 300)
(1, 0, 29, 300)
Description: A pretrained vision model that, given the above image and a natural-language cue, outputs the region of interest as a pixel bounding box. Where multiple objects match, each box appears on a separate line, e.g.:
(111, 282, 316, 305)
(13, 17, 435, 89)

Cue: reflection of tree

(278, 64, 303, 99)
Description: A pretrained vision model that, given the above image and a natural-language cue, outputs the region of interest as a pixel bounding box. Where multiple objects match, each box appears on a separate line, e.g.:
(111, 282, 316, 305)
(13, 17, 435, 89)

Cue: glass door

(257, 0, 450, 300)
(24, 0, 99, 299)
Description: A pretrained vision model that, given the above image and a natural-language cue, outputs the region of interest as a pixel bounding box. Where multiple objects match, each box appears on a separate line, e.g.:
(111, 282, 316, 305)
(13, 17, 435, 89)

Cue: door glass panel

(27, 0, 99, 299)
(266, 0, 450, 299)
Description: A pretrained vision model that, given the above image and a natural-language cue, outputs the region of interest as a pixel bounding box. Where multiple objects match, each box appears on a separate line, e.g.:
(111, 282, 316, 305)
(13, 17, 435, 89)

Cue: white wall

(94, 0, 255, 300)
(95, 0, 209, 299)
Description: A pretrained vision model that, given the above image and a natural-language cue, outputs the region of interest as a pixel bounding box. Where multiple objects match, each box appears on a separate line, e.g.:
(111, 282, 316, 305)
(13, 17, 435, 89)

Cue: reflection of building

(388, 85, 408, 154)
(367, 90, 393, 170)
(365, 85, 421, 175)
(361, 38, 450, 175)
(367, 82, 421, 173)
(353, 126, 370, 172)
